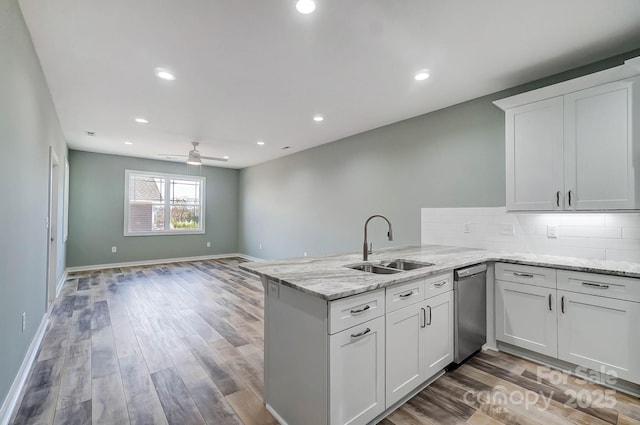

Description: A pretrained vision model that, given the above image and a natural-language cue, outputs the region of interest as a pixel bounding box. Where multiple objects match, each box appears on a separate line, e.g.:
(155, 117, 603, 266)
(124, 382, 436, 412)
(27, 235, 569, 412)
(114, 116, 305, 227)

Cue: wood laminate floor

(11, 258, 640, 425)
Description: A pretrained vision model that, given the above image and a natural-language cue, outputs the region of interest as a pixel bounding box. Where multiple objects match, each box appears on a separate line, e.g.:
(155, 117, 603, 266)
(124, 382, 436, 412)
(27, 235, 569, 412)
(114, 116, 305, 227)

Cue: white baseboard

(266, 404, 289, 425)
(0, 313, 48, 425)
(65, 252, 259, 273)
(237, 254, 263, 262)
(55, 271, 67, 298)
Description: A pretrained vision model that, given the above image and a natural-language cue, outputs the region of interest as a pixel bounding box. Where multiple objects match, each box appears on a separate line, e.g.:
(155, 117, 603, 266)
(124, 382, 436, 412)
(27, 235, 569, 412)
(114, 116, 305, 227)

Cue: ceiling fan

(159, 142, 228, 165)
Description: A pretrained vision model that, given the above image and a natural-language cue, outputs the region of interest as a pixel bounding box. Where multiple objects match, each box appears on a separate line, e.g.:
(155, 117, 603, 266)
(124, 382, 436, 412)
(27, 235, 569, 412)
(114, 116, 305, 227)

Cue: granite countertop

(239, 245, 640, 301)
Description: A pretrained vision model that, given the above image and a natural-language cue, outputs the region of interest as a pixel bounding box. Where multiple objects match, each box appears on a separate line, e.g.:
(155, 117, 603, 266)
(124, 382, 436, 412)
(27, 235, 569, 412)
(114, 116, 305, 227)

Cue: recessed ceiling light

(124, 141, 133, 145)
(313, 115, 324, 122)
(154, 68, 176, 81)
(135, 118, 149, 124)
(257, 141, 265, 146)
(296, 0, 316, 14)
(223, 156, 230, 160)
(414, 70, 430, 81)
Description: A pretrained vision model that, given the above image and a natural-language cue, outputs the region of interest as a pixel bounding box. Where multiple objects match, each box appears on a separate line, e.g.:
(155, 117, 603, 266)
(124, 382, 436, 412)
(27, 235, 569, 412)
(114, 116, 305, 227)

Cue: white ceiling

(18, 0, 640, 169)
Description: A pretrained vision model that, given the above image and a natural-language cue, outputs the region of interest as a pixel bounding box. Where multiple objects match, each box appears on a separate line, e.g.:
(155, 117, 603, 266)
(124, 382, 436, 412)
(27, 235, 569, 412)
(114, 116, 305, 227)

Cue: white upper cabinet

(564, 81, 634, 210)
(506, 97, 564, 211)
(495, 57, 640, 211)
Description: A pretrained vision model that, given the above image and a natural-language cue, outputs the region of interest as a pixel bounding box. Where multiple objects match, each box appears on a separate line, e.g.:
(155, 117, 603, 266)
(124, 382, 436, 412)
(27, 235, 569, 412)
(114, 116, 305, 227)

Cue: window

(124, 170, 205, 236)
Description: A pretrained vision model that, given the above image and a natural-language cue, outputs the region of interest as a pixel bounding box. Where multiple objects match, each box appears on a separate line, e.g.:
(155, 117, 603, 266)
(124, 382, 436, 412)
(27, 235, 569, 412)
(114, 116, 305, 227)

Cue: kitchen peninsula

(241, 245, 640, 425)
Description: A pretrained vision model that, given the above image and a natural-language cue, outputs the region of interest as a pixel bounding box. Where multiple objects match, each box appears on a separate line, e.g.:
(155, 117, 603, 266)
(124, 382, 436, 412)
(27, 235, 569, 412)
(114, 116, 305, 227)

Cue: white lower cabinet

(329, 316, 385, 425)
(423, 291, 454, 378)
(495, 264, 640, 387)
(385, 290, 453, 408)
(557, 290, 640, 384)
(386, 303, 423, 407)
(496, 280, 558, 357)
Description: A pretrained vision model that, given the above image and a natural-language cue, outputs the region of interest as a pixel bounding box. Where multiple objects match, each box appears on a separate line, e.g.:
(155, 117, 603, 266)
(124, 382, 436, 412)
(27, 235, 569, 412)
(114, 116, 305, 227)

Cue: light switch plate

(548, 225, 558, 238)
(464, 223, 471, 233)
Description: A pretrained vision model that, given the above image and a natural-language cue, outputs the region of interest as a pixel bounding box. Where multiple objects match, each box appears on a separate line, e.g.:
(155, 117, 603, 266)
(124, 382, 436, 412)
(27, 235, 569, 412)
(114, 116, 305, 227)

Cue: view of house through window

(125, 170, 205, 235)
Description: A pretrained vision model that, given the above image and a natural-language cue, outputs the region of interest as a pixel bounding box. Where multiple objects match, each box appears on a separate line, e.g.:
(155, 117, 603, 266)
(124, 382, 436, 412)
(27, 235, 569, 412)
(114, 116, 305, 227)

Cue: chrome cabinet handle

(434, 281, 447, 288)
(420, 307, 426, 328)
(582, 282, 610, 289)
(568, 190, 572, 207)
(426, 306, 432, 326)
(351, 328, 371, 338)
(548, 294, 552, 311)
(556, 191, 560, 207)
(350, 305, 370, 314)
(399, 291, 414, 298)
(513, 272, 534, 278)
(561, 296, 565, 314)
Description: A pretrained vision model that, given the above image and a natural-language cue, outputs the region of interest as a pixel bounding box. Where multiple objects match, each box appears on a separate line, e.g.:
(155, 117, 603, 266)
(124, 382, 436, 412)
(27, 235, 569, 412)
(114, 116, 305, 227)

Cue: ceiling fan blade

(200, 156, 228, 162)
(157, 154, 189, 158)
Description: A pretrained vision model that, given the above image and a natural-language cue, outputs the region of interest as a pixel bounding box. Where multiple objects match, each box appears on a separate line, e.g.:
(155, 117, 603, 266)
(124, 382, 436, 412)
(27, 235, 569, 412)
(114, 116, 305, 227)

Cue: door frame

(46, 146, 60, 310)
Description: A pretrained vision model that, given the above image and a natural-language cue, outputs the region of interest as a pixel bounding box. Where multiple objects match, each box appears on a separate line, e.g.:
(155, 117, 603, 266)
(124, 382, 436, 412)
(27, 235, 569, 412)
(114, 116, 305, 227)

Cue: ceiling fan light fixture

(187, 154, 202, 165)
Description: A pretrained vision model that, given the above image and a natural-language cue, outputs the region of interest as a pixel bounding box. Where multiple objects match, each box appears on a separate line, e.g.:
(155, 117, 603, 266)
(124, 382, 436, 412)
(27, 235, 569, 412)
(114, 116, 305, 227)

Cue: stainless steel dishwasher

(453, 263, 487, 365)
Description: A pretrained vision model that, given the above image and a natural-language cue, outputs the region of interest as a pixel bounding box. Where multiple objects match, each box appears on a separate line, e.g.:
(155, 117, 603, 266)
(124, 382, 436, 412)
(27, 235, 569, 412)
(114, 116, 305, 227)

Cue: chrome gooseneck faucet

(363, 215, 393, 261)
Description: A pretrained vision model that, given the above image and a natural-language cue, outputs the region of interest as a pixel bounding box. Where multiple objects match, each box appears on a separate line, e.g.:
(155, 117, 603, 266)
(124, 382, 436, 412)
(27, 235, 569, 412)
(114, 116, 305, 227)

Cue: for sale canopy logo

(462, 365, 618, 413)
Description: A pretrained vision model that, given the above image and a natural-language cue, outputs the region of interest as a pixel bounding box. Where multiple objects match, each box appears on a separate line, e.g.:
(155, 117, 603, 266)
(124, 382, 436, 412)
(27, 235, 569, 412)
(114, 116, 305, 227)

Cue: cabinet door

(557, 291, 640, 385)
(422, 291, 454, 379)
(329, 316, 385, 425)
(495, 281, 558, 357)
(505, 97, 564, 211)
(564, 81, 634, 210)
(386, 304, 423, 408)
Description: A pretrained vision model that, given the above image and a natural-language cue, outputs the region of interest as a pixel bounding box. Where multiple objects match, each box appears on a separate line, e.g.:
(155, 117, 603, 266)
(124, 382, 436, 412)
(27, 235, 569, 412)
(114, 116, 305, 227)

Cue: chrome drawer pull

(351, 328, 371, 338)
(561, 296, 565, 314)
(434, 281, 447, 288)
(582, 282, 610, 289)
(399, 291, 414, 298)
(426, 306, 432, 326)
(513, 272, 534, 278)
(421, 307, 426, 328)
(548, 294, 552, 311)
(350, 305, 371, 314)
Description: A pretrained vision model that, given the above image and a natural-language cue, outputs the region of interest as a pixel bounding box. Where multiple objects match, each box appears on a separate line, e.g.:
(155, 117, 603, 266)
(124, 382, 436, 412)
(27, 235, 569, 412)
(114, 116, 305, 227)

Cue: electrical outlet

(303, 251, 308, 257)
(22, 312, 26, 333)
(206, 242, 211, 247)
(500, 223, 515, 236)
(259, 243, 262, 250)
(111, 246, 117, 253)
(464, 222, 471, 233)
(548, 224, 558, 238)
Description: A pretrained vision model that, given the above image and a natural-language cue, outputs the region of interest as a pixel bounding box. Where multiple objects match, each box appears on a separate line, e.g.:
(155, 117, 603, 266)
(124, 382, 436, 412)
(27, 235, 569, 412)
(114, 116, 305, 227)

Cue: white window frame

(124, 169, 206, 236)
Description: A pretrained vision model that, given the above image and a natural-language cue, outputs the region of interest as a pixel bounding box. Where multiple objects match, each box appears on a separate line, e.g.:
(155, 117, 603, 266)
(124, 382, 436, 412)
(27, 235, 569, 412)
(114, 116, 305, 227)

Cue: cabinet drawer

(329, 289, 385, 334)
(495, 263, 556, 289)
(386, 279, 424, 312)
(424, 272, 453, 299)
(557, 270, 640, 303)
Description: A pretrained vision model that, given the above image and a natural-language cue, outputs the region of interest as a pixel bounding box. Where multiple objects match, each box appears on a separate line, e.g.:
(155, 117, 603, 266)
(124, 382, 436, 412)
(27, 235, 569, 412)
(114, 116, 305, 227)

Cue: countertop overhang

(240, 245, 640, 301)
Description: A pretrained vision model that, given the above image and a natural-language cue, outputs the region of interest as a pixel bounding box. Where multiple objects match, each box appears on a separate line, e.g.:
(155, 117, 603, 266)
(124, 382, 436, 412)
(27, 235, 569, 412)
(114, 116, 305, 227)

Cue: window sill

(123, 230, 205, 237)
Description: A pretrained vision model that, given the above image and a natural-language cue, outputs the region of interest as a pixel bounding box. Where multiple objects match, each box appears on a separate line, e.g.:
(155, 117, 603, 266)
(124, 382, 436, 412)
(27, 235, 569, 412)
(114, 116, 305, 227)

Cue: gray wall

(67, 150, 239, 267)
(239, 49, 640, 260)
(0, 0, 68, 407)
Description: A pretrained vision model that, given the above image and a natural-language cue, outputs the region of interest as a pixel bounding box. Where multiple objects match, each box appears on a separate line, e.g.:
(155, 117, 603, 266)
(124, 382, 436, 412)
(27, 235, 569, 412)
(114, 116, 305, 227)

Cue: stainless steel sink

(379, 259, 434, 271)
(348, 264, 401, 274)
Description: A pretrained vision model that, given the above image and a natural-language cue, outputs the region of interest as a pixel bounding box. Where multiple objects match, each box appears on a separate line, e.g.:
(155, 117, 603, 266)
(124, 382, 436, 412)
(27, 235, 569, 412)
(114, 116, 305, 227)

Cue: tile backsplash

(421, 207, 640, 262)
